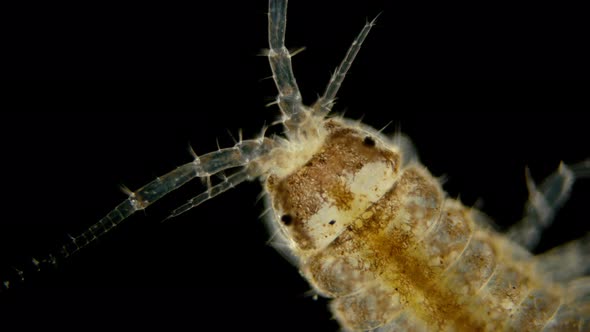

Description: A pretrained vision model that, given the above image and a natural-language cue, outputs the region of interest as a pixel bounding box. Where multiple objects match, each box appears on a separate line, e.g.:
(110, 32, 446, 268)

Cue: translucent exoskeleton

(0, 1, 588, 331)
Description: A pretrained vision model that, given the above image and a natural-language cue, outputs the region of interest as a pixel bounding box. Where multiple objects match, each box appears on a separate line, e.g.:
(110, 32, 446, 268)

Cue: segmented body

(262, 115, 588, 331)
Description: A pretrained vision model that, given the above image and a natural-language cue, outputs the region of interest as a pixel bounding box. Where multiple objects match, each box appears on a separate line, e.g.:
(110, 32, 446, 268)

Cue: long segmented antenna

(166, 168, 253, 219)
(314, 15, 379, 117)
(268, 0, 304, 121)
(0, 138, 275, 291)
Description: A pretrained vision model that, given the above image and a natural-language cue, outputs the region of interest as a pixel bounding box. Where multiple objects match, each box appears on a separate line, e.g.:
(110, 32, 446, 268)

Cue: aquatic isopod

(1, 0, 588, 331)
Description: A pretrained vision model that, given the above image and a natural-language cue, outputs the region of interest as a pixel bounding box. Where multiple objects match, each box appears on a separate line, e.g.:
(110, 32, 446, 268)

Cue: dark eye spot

(281, 214, 293, 226)
(363, 136, 376, 147)
(329, 220, 336, 225)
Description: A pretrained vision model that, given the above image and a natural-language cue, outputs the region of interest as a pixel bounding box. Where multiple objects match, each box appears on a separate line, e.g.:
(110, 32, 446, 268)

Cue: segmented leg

(268, 0, 303, 122)
(314, 15, 379, 117)
(507, 161, 588, 250)
(534, 233, 590, 283)
(0, 137, 275, 291)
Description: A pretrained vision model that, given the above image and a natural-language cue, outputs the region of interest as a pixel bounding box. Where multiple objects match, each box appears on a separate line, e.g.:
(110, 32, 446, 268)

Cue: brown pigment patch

(314, 167, 487, 331)
(328, 179, 354, 210)
(266, 120, 401, 250)
(365, 198, 486, 330)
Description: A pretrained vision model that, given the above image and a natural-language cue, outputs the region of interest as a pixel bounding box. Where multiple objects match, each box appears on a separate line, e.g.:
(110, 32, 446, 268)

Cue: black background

(1, 0, 588, 331)
(2, 0, 588, 79)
